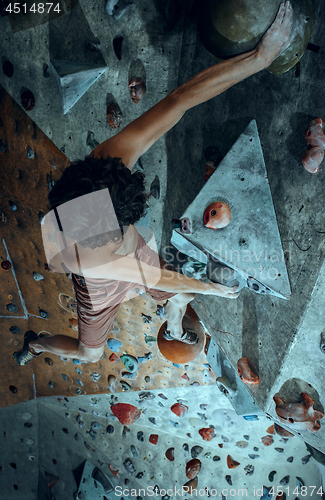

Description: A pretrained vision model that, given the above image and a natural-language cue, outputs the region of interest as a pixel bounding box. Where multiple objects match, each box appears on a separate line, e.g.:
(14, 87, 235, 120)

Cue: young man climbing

(14, 1, 293, 365)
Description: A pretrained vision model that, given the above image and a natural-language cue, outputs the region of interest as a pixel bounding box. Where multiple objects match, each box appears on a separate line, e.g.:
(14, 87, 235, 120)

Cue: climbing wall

(0, 85, 212, 408)
(0, 387, 322, 499)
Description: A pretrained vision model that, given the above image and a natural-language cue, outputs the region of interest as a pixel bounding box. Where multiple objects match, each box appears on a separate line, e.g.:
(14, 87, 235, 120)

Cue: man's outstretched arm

(93, 1, 292, 168)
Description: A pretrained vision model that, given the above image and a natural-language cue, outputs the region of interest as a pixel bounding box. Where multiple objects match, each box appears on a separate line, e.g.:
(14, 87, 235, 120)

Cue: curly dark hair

(48, 155, 148, 249)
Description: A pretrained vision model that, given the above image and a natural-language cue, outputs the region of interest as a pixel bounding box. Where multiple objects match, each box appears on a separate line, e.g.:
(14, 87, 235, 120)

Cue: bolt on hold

(6, 303, 17, 312)
(1, 260, 11, 271)
(38, 308, 49, 319)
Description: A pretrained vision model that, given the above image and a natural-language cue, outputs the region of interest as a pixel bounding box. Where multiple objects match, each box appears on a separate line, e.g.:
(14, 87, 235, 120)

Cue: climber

(13, 1, 293, 365)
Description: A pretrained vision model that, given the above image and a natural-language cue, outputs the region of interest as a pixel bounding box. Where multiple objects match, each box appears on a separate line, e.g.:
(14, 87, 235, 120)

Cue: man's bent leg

(30, 335, 104, 363)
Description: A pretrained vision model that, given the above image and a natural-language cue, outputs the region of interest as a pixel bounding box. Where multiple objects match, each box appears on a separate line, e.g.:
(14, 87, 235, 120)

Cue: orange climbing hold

(165, 448, 174, 461)
(110, 403, 141, 425)
(171, 403, 188, 417)
(198, 428, 216, 441)
(226, 455, 240, 469)
(109, 353, 118, 362)
(261, 435, 274, 446)
(273, 393, 324, 432)
(203, 201, 231, 229)
(266, 424, 275, 435)
(237, 357, 259, 385)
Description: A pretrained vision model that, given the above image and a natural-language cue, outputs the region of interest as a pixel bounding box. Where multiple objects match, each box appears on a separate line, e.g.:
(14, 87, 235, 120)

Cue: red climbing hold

(171, 403, 188, 417)
(149, 434, 158, 445)
(198, 428, 216, 441)
(186, 459, 201, 479)
(111, 403, 141, 425)
(109, 464, 120, 477)
(261, 435, 274, 446)
(237, 357, 259, 385)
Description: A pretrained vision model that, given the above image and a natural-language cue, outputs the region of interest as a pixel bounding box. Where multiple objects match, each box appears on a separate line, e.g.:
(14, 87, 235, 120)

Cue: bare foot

(257, 1, 293, 67)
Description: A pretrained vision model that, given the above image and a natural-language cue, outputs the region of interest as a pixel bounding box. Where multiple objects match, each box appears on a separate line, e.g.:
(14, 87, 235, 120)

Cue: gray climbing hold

(91, 422, 100, 430)
(248, 454, 259, 459)
(148, 417, 156, 425)
(9, 326, 20, 335)
(183, 444, 189, 457)
(275, 448, 284, 453)
(123, 458, 135, 475)
(320, 332, 325, 354)
(139, 392, 155, 400)
(39, 308, 49, 318)
(136, 472, 144, 479)
(106, 425, 114, 434)
(213, 456, 220, 461)
(296, 477, 305, 489)
(121, 355, 138, 373)
(191, 446, 203, 458)
(50, 59, 107, 115)
(122, 426, 130, 440)
(137, 431, 144, 442)
(113, 0, 134, 20)
(131, 445, 138, 458)
(33, 272, 44, 281)
(76, 379, 83, 386)
(76, 415, 84, 429)
(27, 148, 34, 159)
(244, 465, 254, 476)
(268, 471, 276, 482)
(9, 201, 17, 211)
(287, 456, 294, 462)
(142, 313, 152, 324)
(6, 303, 17, 312)
(91, 372, 101, 383)
(260, 486, 273, 500)
(225, 475, 232, 486)
(280, 475, 290, 485)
